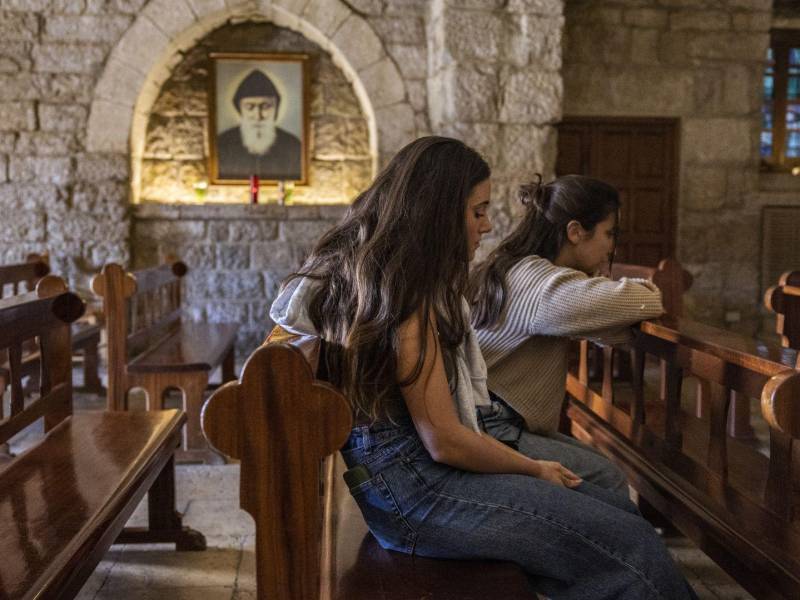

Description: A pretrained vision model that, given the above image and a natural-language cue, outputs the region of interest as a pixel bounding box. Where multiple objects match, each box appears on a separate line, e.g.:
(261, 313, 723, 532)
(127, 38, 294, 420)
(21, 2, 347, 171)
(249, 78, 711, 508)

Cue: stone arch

(87, 0, 416, 203)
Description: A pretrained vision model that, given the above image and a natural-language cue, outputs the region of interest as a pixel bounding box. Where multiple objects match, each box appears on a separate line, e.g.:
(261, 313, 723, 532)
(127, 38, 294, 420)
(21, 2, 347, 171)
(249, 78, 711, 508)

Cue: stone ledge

(133, 202, 349, 221)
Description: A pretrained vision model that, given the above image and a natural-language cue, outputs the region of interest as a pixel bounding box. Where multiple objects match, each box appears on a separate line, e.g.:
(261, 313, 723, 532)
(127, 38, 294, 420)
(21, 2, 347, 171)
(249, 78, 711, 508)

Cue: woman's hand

(535, 460, 582, 488)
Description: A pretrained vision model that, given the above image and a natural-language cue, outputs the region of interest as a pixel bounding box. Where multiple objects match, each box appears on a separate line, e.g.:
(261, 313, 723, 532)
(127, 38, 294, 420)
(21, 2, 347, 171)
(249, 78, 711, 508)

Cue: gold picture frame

(208, 52, 310, 185)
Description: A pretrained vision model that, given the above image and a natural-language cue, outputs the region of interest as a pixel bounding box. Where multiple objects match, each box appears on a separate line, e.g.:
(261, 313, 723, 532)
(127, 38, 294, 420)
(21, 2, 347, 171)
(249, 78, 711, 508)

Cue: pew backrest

(0, 275, 84, 442)
(765, 270, 800, 357)
(202, 342, 352, 599)
(0, 254, 50, 299)
(611, 258, 693, 318)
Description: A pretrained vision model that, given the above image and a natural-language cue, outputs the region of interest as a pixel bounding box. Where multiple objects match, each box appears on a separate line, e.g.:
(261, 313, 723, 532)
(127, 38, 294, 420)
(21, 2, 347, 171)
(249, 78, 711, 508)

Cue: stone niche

(134, 21, 371, 352)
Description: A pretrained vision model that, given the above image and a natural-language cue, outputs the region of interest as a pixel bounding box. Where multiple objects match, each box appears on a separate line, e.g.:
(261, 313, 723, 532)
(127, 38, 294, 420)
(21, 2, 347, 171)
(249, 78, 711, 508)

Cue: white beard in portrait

(240, 116, 277, 155)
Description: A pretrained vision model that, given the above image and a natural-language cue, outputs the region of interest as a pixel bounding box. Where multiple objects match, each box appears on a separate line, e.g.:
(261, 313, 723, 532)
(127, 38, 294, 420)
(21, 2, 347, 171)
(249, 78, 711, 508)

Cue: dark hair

(233, 70, 281, 115)
(469, 174, 619, 329)
(284, 136, 491, 421)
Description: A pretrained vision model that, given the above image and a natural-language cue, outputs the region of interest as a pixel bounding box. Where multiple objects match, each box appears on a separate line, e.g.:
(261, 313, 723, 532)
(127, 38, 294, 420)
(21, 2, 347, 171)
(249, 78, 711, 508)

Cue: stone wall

(140, 21, 371, 204)
(563, 0, 771, 334)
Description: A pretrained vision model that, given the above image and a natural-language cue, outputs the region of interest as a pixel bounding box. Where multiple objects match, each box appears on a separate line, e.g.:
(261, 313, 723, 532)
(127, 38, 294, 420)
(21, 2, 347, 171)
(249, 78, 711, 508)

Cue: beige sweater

(475, 256, 664, 433)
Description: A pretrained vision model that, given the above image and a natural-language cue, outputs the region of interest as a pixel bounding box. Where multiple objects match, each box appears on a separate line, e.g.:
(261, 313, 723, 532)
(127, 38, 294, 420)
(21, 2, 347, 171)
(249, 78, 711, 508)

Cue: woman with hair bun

(272, 149, 694, 599)
(470, 174, 664, 496)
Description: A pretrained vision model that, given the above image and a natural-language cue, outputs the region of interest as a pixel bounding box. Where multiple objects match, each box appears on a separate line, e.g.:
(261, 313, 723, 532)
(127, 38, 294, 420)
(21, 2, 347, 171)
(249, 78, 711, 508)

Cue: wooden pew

(0, 276, 205, 599)
(0, 255, 103, 398)
(92, 261, 238, 463)
(765, 270, 800, 364)
(566, 316, 800, 600)
(202, 341, 538, 600)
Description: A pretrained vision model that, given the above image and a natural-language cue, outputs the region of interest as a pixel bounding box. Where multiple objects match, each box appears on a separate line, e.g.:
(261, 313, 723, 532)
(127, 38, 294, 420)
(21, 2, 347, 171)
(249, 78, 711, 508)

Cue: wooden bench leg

(76, 338, 104, 395)
(222, 346, 236, 383)
(117, 455, 206, 551)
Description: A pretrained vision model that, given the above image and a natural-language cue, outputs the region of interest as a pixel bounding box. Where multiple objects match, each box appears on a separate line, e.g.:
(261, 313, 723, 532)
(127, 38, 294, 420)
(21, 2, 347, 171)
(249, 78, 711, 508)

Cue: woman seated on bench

(469, 175, 664, 496)
(270, 138, 695, 599)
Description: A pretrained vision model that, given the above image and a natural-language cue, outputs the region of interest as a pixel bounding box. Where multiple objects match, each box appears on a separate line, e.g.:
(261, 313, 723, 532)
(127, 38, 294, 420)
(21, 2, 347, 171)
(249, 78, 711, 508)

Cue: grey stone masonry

(133, 202, 347, 355)
(563, 0, 771, 336)
(428, 0, 564, 254)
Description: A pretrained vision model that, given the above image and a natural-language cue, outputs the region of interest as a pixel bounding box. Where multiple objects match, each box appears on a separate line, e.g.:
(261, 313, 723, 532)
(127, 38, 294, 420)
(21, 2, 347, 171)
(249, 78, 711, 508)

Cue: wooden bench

(201, 340, 538, 600)
(92, 261, 238, 463)
(0, 276, 205, 599)
(0, 255, 103, 398)
(565, 316, 800, 599)
(765, 270, 800, 363)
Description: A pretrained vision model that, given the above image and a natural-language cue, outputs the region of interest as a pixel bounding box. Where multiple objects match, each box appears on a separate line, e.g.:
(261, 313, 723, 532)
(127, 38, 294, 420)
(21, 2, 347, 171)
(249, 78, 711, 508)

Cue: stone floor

(4, 372, 756, 599)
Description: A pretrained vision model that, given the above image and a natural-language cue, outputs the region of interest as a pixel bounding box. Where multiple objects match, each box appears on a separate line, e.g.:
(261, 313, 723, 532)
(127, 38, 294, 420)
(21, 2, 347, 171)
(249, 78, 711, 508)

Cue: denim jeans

(340, 408, 698, 600)
(479, 394, 630, 498)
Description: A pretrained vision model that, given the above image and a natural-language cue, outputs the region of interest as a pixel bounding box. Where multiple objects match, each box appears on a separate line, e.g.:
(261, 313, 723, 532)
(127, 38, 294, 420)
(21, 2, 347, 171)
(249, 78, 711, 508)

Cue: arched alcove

(86, 0, 417, 204)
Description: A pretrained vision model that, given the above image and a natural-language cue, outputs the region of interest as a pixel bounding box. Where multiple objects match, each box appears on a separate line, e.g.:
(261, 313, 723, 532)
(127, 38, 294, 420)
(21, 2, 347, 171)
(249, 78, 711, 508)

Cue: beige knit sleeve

(524, 266, 664, 338)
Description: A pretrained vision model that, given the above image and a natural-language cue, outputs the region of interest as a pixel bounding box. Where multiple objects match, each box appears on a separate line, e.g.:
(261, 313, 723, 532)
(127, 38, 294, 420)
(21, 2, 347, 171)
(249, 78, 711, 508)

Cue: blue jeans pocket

(348, 471, 417, 554)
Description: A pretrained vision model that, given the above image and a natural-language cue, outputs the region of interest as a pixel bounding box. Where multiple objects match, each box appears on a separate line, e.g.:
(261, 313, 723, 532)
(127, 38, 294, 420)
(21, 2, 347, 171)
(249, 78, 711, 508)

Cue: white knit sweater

(475, 256, 664, 433)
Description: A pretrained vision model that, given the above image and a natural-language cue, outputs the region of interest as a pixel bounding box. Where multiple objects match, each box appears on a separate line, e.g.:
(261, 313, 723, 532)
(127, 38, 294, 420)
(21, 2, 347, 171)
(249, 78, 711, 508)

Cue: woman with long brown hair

(270, 141, 694, 599)
(470, 175, 664, 495)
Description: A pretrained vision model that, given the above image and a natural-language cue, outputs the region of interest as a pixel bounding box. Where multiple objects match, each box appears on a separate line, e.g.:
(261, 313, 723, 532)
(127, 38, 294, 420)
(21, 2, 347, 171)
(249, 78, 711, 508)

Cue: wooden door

(556, 117, 679, 266)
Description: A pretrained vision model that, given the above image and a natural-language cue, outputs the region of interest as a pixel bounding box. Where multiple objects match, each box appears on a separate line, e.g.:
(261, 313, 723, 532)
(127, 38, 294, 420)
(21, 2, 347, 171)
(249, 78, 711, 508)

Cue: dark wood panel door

(556, 117, 679, 266)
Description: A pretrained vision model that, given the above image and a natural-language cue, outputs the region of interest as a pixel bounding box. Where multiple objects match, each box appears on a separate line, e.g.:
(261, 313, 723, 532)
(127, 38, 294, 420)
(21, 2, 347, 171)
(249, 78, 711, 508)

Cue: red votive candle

(249, 175, 259, 205)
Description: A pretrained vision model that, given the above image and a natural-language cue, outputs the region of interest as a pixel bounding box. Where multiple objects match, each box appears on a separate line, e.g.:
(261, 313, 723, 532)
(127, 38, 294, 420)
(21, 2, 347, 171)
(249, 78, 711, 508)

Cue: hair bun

(518, 174, 546, 212)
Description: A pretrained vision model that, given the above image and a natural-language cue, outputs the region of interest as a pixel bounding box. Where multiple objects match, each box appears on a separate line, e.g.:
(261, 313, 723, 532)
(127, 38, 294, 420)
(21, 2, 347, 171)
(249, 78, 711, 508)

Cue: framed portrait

(208, 52, 310, 185)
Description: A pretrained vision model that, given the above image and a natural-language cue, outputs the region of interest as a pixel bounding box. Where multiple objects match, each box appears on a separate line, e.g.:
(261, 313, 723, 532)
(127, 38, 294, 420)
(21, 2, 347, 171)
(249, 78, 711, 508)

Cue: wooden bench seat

(93, 261, 238, 463)
(566, 316, 800, 599)
(0, 255, 103, 397)
(0, 277, 205, 600)
(128, 322, 240, 373)
(202, 342, 537, 600)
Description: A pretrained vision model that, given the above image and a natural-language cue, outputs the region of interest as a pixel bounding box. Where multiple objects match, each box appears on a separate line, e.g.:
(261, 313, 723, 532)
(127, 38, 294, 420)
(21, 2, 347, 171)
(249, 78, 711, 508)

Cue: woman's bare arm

(397, 310, 580, 488)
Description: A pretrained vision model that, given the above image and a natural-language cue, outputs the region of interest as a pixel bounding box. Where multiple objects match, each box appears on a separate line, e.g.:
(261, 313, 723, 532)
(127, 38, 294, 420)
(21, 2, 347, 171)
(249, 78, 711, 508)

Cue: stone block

(44, 15, 132, 44)
(347, 0, 384, 15)
(33, 43, 106, 74)
(0, 102, 36, 131)
(15, 132, 78, 156)
(499, 69, 562, 125)
(228, 220, 279, 242)
(0, 183, 61, 211)
(624, 8, 668, 29)
(727, 0, 771, 9)
(302, 0, 350, 37)
(723, 64, 761, 114)
(442, 10, 502, 63)
(0, 11, 38, 42)
(85, 0, 149, 13)
(331, 15, 384, 71)
(507, 0, 563, 15)
(217, 244, 250, 269)
(670, 10, 731, 31)
(38, 103, 88, 133)
(0, 74, 35, 102)
(187, 0, 227, 16)
(86, 100, 133, 153)
(208, 222, 229, 242)
(202, 270, 265, 299)
(731, 11, 772, 32)
(72, 182, 129, 218)
(144, 115, 205, 159)
(658, 30, 692, 65)
(48, 212, 127, 243)
(152, 81, 207, 117)
(564, 4, 621, 25)
(688, 32, 769, 62)
(250, 239, 302, 271)
(94, 57, 147, 107)
(693, 68, 724, 114)
(313, 116, 370, 160)
(506, 14, 562, 70)
(374, 102, 415, 153)
(0, 41, 34, 73)
(142, 220, 207, 242)
(564, 24, 630, 65)
(360, 57, 406, 108)
(683, 166, 726, 211)
(498, 124, 556, 178)
(630, 28, 660, 65)
(279, 219, 330, 243)
(170, 243, 216, 269)
(0, 156, 6, 183)
(0, 211, 46, 243)
(370, 16, 425, 45)
(431, 65, 497, 124)
(9, 156, 72, 185)
(76, 154, 130, 182)
(33, 73, 95, 103)
(112, 12, 170, 76)
(88, 242, 129, 270)
(205, 301, 249, 324)
(406, 80, 427, 112)
(0, 133, 14, 153)
(340, 158, 372, 199)
(386, 44, 427, 80)
(437, 122, 501, 167)
(682, 118, 753, 163)
(143, 0, 196, 38)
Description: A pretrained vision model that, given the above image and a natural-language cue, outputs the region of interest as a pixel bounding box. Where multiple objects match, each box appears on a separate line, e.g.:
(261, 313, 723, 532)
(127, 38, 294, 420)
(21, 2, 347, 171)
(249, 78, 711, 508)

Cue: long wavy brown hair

(470, 174, 619, 330)
(284, 136, 491, 421)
